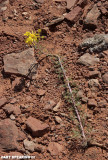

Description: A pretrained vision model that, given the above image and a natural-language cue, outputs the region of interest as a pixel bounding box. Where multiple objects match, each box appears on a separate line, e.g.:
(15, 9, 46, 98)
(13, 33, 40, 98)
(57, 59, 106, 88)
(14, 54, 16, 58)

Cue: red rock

(77, 0, 87, 8)
(82, 97, 88, 103)
(48, 142, 64, 156)
(10, 98, 17, 104)
(0, 97, 7, 108)
(55, 116, 62, 124)
(23, 139, 35, 152)
(11, 105, 21, 115)
(3, 48, 37, 77)
(44, 100, 56, 110)
(3, 104, 14, 114)
(77, 91, 84, 99)
(26, 116, 49, 137)
(53, 100, 62, 112)
(34, 144, 45, 153)
(0, 119, 25, 151)
(88, 99, 97, 109)
(102, 72, 108, 84)
(3, 104, 21, 115)
(89, 71, 100, 78)
(37, 89, 46, 96)
(88, 79, 100, 88)
(77, 53, 100, 66)
(66, 0, 78, 10)
(84, 4, 101, 28)
(65, 6, 82, 23)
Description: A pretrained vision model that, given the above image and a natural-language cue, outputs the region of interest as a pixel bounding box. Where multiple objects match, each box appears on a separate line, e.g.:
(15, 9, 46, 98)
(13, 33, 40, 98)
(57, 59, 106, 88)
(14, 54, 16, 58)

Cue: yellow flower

(24, 30, 43, 46)
(30, 31, 36, 38)
(25, 37, 33, 45)
(41, 36, 44, 39)
(38, 29, 41, 33)
(24, 31, 31, 37)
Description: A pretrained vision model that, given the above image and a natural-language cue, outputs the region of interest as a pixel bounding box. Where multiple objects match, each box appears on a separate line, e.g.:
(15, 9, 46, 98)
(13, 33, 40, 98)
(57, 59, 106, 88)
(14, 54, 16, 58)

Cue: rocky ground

(0, 0, 108, 160)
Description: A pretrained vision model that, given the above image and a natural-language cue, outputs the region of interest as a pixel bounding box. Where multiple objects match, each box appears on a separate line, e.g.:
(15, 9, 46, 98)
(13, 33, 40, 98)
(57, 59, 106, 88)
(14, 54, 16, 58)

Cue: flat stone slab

(48, 142, 64, 156)
(88, 99, 97, 109)
(23, 139, 35, 152)
(0, 119, 25, 151)
(65, 6, 82, 23)
(3, 48, 37, 77)
(26, 116, 49, 137)
(84, 4, 101, 28)
(77, 53, 100, 66)
(3, 104, 21, 115)
(66, 0, 77, 10)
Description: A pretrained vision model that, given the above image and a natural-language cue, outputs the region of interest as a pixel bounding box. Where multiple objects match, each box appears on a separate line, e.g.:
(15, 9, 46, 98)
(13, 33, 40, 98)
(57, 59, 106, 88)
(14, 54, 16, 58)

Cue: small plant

(23, 30, 108, 150)
(23, 30, 88, 146)
(24, 30, 44, 46)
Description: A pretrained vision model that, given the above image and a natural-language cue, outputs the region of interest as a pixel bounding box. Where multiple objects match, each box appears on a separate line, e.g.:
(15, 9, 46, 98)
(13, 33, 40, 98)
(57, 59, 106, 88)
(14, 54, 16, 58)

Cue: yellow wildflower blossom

(24, 31, 32, 37)
(38, 29, 41, 33)
(25, 37, 33, 46)
(24, 30, 44, 46)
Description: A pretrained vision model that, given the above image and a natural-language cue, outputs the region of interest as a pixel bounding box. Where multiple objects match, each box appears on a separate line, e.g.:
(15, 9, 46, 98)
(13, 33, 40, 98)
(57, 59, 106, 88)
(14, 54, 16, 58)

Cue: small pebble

(10, 114, 15, 120)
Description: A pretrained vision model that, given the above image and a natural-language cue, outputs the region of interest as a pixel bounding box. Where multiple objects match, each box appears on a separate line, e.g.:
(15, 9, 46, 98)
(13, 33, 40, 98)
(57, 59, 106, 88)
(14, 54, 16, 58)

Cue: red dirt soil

(0, 0, 108, 160)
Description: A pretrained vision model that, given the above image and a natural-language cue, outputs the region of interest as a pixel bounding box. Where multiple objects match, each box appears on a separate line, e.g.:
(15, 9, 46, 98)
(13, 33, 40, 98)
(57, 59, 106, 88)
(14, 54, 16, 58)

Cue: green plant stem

(34, 44, 87, 145)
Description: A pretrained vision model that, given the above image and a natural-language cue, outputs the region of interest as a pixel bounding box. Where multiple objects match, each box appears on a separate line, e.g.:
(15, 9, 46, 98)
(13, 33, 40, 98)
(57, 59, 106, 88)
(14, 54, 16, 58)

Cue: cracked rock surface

(79, 34, 108, 53)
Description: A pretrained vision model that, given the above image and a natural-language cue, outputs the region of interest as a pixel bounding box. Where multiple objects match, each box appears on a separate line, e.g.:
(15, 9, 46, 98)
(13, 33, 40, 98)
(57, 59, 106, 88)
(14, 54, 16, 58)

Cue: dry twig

(56, 55, 87, 146)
